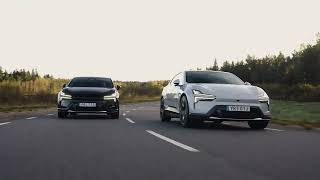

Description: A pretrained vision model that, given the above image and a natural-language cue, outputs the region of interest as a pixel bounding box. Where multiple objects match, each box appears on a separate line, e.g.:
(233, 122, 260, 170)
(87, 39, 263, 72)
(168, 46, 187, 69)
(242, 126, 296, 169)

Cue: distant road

(0, 102, 319, 180)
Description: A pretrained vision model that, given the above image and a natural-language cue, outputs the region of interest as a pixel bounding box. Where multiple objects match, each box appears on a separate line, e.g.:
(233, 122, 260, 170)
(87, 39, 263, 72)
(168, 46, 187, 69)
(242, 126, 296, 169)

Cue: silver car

(160, 71, 271, 129)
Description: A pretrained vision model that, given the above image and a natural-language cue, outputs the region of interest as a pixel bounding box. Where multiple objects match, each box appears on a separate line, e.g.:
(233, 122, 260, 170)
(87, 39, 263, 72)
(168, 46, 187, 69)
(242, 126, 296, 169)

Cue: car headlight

(104, 91, 119, 101)
(257, 88, 269, 103)
(192, 89, 216, 103)
(59, 91, 72, 100)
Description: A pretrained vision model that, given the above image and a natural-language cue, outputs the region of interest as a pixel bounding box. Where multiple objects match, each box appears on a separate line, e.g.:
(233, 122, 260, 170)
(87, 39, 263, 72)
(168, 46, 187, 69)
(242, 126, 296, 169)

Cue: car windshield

(186, 71, 244, 85)
(68, 77, 114, 88)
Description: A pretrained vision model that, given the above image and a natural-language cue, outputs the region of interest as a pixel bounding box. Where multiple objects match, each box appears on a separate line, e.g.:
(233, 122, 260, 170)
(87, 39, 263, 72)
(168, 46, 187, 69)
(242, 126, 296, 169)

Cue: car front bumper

(57, 99, 119, 114)
(188, 99, 271, 121)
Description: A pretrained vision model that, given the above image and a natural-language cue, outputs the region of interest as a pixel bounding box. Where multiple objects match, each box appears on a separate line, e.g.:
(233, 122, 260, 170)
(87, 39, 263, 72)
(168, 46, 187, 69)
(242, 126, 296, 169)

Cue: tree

(207, 59, 219, 71)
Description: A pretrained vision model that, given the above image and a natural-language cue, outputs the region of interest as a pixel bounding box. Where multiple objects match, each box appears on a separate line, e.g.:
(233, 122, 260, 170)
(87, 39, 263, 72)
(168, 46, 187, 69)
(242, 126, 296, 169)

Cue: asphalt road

(0, 102, 319, 180)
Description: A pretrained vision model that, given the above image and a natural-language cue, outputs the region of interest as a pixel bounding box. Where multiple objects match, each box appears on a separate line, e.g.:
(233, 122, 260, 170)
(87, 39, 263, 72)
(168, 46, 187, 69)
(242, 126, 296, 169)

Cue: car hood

(190, 84, 260, 100)
(63, 87, 115, 96)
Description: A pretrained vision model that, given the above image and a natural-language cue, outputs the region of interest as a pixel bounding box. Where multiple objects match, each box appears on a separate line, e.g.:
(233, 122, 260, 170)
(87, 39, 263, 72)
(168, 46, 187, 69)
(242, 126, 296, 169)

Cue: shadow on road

(61, 114, 116, 120)
(155, 119, 261, 131)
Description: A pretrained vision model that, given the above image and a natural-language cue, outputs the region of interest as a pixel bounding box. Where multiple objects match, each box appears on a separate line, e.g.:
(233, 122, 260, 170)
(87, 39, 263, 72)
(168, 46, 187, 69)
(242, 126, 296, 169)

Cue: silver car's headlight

(104, 91, 119, 101)
(59, 91, 72, 100)
(257, 88, 269, 103)
(192, 90, 216, 103)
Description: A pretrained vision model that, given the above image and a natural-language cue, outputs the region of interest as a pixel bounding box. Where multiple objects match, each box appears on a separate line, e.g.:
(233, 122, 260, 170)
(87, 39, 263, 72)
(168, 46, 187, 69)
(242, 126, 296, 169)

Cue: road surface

(0, 102, 319, 180)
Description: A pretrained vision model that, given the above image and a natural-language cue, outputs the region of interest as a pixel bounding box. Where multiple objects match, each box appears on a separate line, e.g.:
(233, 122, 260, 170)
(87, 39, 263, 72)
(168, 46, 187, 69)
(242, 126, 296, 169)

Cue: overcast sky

(0, 0, 319, 81)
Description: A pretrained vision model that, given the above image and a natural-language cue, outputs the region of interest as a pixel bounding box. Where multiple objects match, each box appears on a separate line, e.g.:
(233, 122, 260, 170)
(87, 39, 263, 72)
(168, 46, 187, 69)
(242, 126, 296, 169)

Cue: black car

(57, 77, 120, 119)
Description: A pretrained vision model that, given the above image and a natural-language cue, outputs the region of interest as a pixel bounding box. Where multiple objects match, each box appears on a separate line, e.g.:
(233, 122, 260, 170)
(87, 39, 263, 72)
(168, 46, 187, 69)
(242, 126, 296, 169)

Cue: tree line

(0, 68, 55, 81)
(207, 36, 320, 85)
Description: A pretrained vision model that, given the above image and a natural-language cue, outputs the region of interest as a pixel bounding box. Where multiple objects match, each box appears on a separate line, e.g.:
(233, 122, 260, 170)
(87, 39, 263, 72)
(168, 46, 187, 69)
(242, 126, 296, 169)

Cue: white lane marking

(122, 113, 126, 116)
(47, 114, 54, 116)
(126, 118, 135, 124)
(126, 111, 130, 113)
(132, 109, 137, 111)
(26, 117, 37, 120)
(223, 122, 231, 125)
(0, 122, 11, 126)
(146, 130, 200, 152)
(265, 128, 284, 132)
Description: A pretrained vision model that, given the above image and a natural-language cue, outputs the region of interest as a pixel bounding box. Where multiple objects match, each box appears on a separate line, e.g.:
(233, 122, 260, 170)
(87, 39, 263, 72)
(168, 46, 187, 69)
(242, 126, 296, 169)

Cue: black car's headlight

(59, 91, 72, 100)
(192, 90, 216, 103)
(104, 91, 119, 101)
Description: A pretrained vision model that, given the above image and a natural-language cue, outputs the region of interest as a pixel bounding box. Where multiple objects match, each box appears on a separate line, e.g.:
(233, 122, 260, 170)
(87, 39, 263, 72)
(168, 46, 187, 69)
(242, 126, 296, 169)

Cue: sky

(0, 0, 319, 81)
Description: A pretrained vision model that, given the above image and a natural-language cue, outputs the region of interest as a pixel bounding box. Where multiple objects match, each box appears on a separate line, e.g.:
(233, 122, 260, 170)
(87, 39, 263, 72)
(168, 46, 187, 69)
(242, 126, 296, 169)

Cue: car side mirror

(173, 79, 180, 86)
(62, 84, 66, 88)
(244, 82, 251, 86)
(116, 85, 121, 90)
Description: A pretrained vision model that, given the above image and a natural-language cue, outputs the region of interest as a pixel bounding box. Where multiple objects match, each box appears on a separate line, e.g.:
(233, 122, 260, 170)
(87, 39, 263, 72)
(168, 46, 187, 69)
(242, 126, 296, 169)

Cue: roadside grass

(0, 96, 160, 112)
(271, 100, 320, 129)
(0, 104, 55, 112)
(120, 96, 160, 104)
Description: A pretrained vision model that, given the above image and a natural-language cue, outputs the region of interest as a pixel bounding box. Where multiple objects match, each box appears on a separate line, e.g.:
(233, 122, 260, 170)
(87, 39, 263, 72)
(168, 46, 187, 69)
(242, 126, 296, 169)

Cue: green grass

(271, 100, 320, 128)
(0, 104, 55, 112)
(0, 96, 160, 112)
(120, 96, 160, 104)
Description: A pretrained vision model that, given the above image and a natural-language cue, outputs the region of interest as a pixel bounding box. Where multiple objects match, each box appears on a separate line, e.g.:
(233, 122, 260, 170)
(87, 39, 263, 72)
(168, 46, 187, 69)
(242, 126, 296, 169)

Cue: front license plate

(79, 103, 96, 107)
(227, 105, 250, 112)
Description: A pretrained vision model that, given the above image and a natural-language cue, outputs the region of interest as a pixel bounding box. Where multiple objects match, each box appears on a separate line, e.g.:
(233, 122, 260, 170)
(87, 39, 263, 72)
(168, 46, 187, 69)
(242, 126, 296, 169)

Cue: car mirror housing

(116, 85, 121, 90)
(173, 79, 180, 86)
(62, 84, 66, 88)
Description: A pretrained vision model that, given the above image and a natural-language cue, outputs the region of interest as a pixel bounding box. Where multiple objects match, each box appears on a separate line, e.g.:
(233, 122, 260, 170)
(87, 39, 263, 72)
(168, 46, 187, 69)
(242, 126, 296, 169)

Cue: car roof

(185, 70, 226, 73)
(71, 77, 113, 81)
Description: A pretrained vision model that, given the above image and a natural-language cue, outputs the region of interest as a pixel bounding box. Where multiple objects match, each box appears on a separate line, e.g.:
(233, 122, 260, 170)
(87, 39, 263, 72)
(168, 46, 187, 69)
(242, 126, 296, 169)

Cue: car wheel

(110, 112, 120, 119)
(248, 120, 269, 129)
(179, 96, 193, 128)
(160, 98, 171, 122)
(58, 111, 67, 118)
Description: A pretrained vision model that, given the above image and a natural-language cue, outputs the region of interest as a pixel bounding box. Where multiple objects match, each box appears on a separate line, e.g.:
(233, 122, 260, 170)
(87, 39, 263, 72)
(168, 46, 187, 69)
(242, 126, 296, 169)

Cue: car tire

(179, 96, 193, 128)
(160, 98, 171, 122)
(110, 112, 120, 119)
(58, 111, 67, 118)
(248, 120, 269, 129)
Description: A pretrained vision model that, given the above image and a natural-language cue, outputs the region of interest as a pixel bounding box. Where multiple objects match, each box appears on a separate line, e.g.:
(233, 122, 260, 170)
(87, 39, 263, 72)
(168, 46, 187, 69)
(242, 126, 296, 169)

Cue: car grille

(210, 105, 263, 119)
(68, 99, 117, 112)
(72, 94, 103, 101)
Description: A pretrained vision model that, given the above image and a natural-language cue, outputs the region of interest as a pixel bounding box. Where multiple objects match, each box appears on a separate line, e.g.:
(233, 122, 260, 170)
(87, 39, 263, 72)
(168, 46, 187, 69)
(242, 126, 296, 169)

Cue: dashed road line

(0, 122, 11, 126)
(265, 128, 284, 132)
(47, 114, 54, 116)
(146, 130, 200, 152)
(132, 109, 137, 111)
(126, 111, 130, 113)
(26, 117, 37, 120)
(126, 118, 135, 124)
(122, 113, 126, 116)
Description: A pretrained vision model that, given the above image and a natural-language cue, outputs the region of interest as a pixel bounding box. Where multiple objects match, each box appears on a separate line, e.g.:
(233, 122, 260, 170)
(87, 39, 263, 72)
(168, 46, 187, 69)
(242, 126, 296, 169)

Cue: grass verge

(120, 96, 159, 104)
(0, 96, 160, 112)
(271, 100, 320, 129)
(0, 104, 55, 112)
